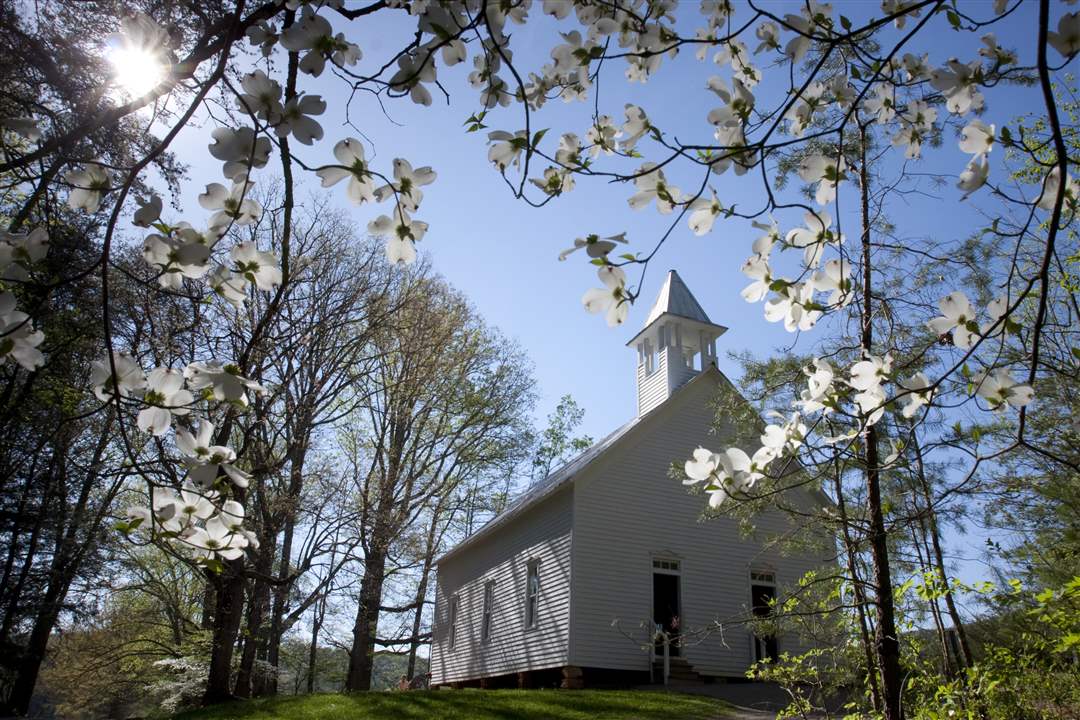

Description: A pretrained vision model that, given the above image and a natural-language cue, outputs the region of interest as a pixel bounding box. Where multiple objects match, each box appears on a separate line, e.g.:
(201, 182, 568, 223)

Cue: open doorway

(751, 580, 778, 663)
(653, 566, 681, 657)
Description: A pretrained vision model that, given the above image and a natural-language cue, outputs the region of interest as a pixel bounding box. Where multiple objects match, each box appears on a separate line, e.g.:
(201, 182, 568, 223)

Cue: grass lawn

(174, 689, 731, 720)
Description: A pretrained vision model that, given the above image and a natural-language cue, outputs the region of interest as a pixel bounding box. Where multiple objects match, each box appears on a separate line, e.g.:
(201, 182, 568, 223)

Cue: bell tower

(627, 270, 727, 417)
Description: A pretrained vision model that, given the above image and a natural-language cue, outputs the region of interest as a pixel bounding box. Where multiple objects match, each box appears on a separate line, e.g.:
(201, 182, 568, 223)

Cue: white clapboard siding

(636, 351, 670, 416)
(431, 485, 572, 685)
(570, 370, 834, 677)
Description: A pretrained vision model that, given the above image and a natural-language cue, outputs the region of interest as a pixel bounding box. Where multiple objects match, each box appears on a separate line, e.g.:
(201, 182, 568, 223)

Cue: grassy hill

(175, 689, 731, 720)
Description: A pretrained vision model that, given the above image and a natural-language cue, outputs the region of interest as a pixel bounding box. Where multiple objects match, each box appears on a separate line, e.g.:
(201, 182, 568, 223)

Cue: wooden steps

(652, 657, 703, 684)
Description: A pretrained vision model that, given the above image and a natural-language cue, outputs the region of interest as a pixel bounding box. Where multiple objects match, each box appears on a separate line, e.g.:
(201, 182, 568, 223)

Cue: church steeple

(627, 270, 727, 416)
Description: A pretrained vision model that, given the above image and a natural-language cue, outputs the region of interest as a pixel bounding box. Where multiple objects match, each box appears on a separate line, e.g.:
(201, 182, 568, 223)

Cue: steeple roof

(626, 269, 727, 347)
(643, 270, 713, 327)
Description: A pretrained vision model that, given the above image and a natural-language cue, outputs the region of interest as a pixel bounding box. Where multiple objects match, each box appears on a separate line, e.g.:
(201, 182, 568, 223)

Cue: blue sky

(156, 1, 1055, 588)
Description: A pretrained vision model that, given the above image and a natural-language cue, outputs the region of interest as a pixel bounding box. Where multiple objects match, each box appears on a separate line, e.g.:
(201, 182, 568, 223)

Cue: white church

(430, 270, 833, 689)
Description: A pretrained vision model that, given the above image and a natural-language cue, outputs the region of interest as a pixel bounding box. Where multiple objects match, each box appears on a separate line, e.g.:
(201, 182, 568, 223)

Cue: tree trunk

(202, 569, 247, 706)
(2, 579, 66, 716)
(831, 452, 882, 712)
(859, 124, 903, 720)
(407, 508, 442, 678)
(307, 596, 324, 694)
(234, 547, 274, 698)
(345, 546, 388, 691)
(912, 438, 974, 668)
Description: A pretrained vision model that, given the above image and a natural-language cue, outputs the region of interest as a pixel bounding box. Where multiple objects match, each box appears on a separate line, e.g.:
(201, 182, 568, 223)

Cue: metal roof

(643, 270, 713, 327)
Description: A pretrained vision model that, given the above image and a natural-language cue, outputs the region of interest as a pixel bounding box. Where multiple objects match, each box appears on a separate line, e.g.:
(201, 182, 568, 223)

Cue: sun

(110, 46, 165, 98)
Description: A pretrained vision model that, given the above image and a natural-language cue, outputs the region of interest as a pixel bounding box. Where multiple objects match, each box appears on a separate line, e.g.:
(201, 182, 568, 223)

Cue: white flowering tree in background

(0, 0, 1077, 716)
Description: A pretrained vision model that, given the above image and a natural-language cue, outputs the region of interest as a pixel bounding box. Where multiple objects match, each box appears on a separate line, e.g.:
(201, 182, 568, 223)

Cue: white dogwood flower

(930, 59, 984, 115)
(487, 130, 528, 171)
(91, 352, 146, 401)
(231, 243, 282, 291)
(132, 194, 163, 228)
(620, 104, 651, 152)
(317, 138, 376, 205)
(200, 177, 262, 229)
(558, 233, 627, 261)
(184, 360, 266, 406)
(798, 155, 846, 206)
(137, 367, 193, 436)
(0, 227, 49, 281)
(627, 163, 681, 214)
(1046, 12, 1080, 57)
(688, 191, 724, 236)
(957, 154, 989, 199)
(186, 514, 248, 560)
(275, 94, 326, 145)
(373, 158, 437, 211)
(786, 210, 840, 269)
(237, 70, 282, 123)
(740, 255, 772, 303)
(0, 293, 44, 370)
(927, 291, 979, 348)
(582, 265, 629, 327)
(368, 207, 427, 265)
(65, 162, 111, 213)
(208, 127, 271, 180)
(898, 372, 934, 418)
(959, 120, 994, 157)
(764, 281, 819, 332)
(973, 368, 1034, 411)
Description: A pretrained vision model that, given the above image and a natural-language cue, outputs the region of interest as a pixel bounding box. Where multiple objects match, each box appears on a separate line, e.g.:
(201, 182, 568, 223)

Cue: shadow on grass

(176, 689, 730, 720)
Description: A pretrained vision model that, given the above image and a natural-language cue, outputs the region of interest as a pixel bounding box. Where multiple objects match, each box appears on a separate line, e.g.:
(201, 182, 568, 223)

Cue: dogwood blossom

(276, 94, 326, 145)
(184, 361, 265, 406)
(65, 162, 111, 213)
(930, 60, 984, 115)
(208, 127, 271, 180)
(898, 372, 934, 418)
(688, 192, 724, 236)
(137, 367, 193, 436)
(91, 352, 146, 401)
(627, 163, 681, 214)
(787, 210, 841, 269)
(368, 207, 428, 265)
(798, 155, 846, 206)
(973, 368, 1034, 411)
(237, 70, 282, 123)
(199, 177, 262, 230)
(0, 227, 48, 281)
(620, 105, 650, 152)
(317, 138, 376, 205)
(373, 159, 437, 211)
(132, 195, 163, 228)
(957, 154, 989, 199)
(1046, 12, 1080, 57)
(0, 293, 45, 370)
(230, 243, 282, 291)
(927, 291, 979, 348)
(185, 513, 249, 560)
(582, 265, 629, 327)
(959, 120, 994, 157)
(740, 255, 772, 303)
(487, 130, 528, 171)
(764, 281, 819, 332)
(559, 233, 627, 261)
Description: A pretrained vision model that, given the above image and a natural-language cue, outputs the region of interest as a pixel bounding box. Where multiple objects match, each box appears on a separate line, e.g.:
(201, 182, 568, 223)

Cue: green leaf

(840, 14, 852, 30)
(531, 128, 548, 147)
(946, 9, 961, 28)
